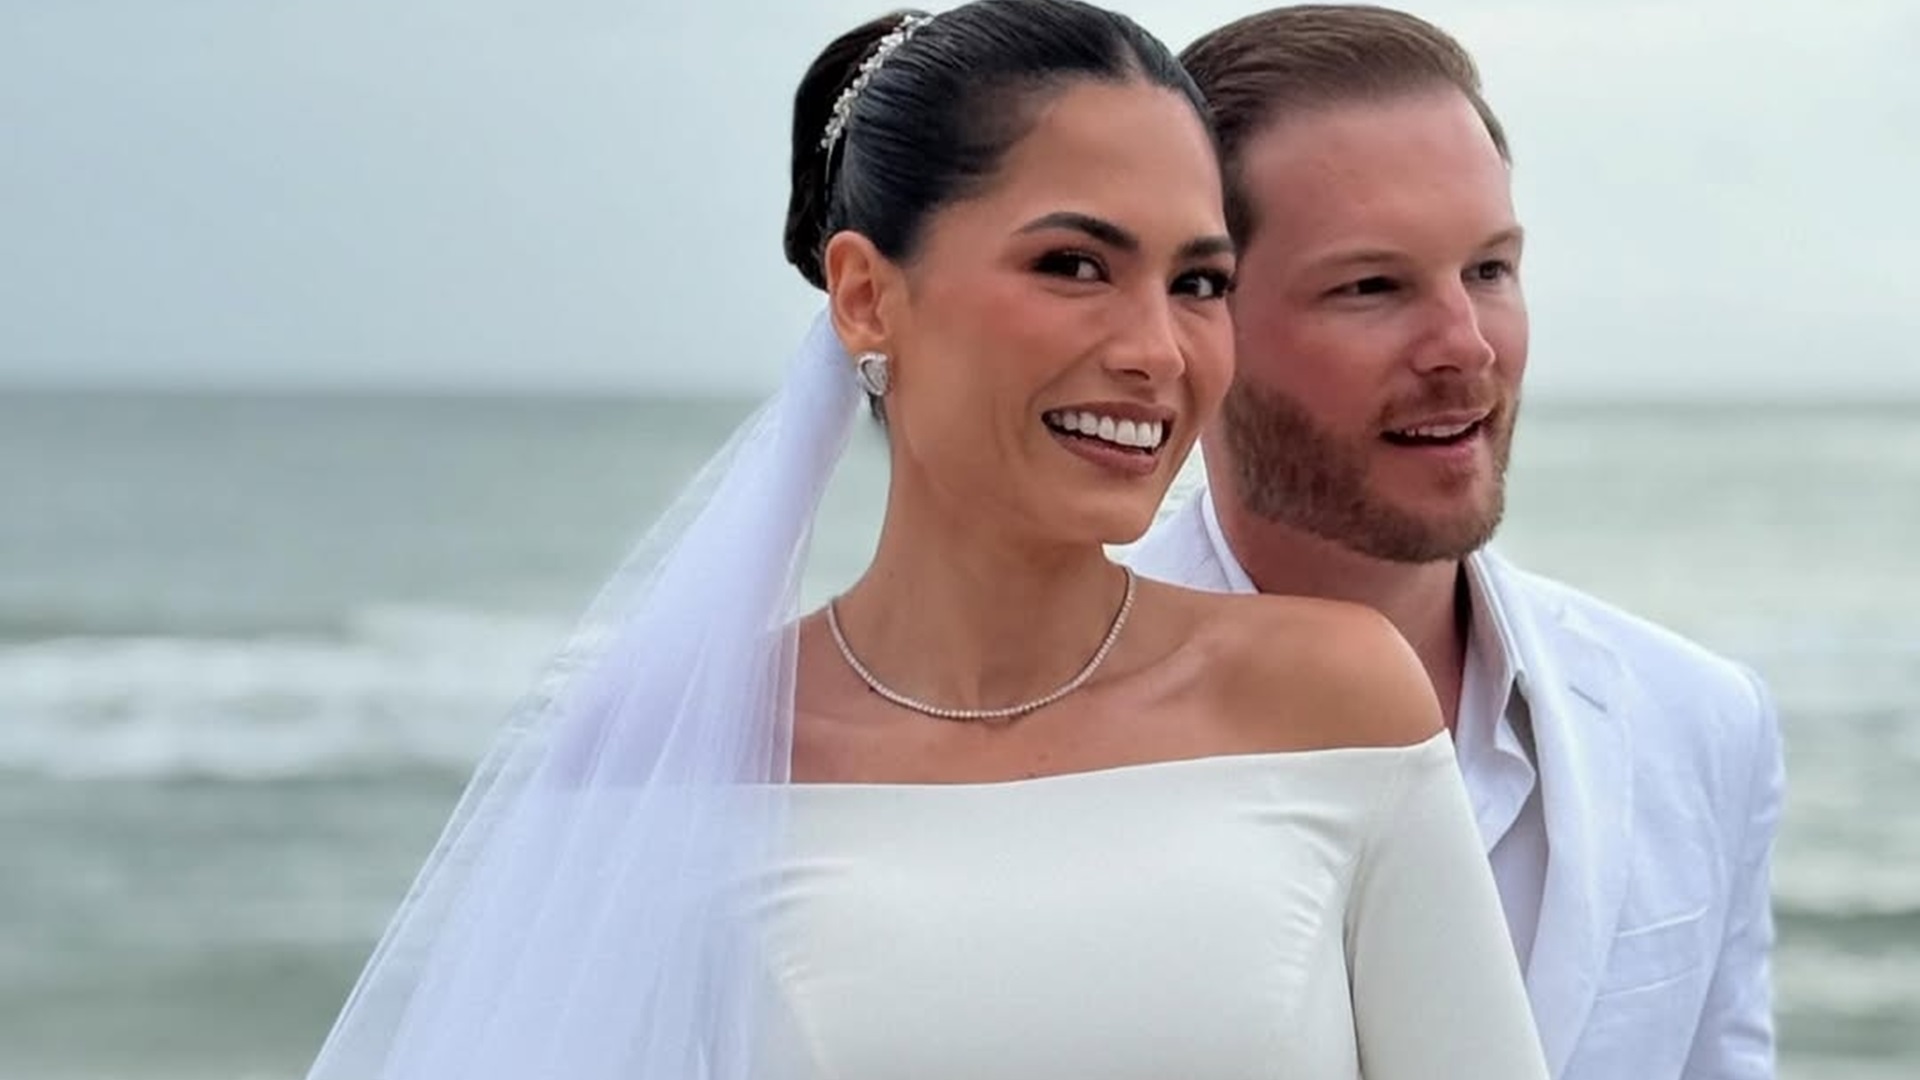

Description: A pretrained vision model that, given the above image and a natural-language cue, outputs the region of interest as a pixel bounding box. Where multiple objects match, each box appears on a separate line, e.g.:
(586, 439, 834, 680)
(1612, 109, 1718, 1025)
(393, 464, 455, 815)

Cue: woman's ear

(822, 230, 905, 356)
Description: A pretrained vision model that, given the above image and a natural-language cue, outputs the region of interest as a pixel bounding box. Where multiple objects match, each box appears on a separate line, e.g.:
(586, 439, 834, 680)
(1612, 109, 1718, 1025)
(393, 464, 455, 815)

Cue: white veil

(305, 311, 858, 1079)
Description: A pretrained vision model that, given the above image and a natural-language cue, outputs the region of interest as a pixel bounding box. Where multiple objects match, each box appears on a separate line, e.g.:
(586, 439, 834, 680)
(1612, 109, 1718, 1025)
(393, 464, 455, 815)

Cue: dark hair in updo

(784, 0, 1212, 291)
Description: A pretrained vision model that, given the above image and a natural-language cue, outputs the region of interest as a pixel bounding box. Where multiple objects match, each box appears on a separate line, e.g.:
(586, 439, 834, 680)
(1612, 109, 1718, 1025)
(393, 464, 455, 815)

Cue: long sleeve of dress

(1346, 736, 1550, 1079)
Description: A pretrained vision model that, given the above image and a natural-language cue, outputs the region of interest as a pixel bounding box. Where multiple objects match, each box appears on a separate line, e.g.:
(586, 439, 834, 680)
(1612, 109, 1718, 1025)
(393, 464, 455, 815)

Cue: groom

(1129, 7, 1785, 1079)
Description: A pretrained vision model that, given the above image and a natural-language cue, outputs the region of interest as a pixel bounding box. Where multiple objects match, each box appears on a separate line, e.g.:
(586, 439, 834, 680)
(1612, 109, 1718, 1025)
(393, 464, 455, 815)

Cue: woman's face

(838, 78, 1236, 547)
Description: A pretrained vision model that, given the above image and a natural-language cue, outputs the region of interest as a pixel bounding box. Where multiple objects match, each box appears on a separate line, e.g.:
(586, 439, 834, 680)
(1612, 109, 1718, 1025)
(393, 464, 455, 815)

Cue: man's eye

(1332, 276, 1398, 298)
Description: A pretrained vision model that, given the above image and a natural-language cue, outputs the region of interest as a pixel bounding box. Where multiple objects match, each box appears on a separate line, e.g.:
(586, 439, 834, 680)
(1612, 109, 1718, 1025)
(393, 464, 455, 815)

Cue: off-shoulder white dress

(750, 731, 1548, 1079)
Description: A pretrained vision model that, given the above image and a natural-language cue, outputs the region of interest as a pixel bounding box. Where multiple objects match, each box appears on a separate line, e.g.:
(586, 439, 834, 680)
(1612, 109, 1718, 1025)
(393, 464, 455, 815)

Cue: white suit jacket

(1125, 493, 1784, 1080)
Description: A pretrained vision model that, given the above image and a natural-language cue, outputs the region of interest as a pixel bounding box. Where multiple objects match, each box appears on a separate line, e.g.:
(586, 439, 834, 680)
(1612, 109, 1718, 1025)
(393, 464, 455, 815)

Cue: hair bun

(784, 14, 915, 291)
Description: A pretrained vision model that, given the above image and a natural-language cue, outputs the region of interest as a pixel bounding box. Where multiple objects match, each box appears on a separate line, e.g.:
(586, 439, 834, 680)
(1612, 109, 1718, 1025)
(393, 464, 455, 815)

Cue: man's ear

(823, 230, 906, 356)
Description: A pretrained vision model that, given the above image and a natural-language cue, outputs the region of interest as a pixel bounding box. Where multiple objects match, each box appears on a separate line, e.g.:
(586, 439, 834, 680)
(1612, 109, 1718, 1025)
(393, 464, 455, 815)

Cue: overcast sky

(1, 0, 1914, 399)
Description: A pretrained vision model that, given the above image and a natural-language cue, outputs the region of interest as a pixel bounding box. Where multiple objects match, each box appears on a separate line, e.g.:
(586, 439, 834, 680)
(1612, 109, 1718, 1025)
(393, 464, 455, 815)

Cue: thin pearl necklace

(825, 567, 1137, 722)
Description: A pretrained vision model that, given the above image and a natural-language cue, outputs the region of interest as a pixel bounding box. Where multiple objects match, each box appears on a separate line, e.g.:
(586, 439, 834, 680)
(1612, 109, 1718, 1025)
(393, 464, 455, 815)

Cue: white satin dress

(752, 731, 1550, 1079)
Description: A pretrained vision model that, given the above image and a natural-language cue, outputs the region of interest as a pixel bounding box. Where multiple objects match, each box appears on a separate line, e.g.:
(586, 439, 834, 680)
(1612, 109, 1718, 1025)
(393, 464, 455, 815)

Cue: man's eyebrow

(1306, 227, 1525, 271)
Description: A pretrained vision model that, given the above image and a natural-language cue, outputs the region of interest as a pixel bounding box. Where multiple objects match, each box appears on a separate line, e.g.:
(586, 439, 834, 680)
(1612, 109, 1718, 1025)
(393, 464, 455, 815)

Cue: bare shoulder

(1165, 585, 1444, 753)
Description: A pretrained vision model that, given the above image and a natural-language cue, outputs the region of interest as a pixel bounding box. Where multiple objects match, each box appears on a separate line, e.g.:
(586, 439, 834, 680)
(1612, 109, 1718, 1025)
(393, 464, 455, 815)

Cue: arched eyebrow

(1017, 211, 1234, 261)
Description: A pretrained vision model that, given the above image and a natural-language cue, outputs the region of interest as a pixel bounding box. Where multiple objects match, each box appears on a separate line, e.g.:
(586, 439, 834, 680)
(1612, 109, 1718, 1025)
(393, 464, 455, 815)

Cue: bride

(305, 2, 1548, 1077)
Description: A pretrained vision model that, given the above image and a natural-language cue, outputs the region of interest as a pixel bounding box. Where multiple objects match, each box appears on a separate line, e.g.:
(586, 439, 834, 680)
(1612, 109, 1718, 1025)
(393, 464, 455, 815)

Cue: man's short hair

(1181, 4, 1511, 242)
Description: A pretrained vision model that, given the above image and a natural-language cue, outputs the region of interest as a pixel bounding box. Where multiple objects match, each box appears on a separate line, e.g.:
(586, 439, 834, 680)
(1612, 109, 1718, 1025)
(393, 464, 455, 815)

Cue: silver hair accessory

(854, 351, 891, 397)
(819, 14, 936, 156)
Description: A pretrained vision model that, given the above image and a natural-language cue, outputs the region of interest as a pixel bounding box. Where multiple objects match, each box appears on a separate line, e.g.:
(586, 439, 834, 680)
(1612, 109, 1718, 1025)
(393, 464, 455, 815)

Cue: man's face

(1211, 90, 1528, 563)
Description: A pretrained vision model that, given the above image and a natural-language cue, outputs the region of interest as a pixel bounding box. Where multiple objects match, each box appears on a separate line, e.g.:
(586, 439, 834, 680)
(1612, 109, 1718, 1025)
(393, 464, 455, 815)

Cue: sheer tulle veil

(303, 311, 858, 1079)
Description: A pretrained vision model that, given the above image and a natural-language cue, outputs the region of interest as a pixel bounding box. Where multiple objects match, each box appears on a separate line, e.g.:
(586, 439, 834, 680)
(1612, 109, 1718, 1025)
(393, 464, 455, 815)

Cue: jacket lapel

(1481, 553, 1635, 1078)
(1139, 519, 1638, 1077)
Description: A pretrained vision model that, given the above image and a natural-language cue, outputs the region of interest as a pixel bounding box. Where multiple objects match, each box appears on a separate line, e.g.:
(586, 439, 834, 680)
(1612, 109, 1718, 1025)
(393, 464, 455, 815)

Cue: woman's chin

(1065, 499, 1166, 550)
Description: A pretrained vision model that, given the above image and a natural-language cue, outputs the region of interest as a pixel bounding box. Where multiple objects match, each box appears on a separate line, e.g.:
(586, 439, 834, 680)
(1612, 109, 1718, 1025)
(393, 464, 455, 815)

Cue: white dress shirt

(1198, 494, 1549, 973)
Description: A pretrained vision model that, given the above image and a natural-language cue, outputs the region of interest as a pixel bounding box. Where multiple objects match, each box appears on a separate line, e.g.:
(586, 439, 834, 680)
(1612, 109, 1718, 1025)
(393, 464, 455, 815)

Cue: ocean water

(1, 392, 1915, 1079)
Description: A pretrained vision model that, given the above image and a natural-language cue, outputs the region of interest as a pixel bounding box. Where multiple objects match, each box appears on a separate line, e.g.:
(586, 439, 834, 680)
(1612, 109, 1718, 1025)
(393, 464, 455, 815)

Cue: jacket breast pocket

(1595, 906, 1712, 999)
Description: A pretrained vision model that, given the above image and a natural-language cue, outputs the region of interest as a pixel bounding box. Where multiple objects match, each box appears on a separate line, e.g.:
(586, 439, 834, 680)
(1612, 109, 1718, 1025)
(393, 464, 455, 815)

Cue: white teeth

(1399, 421, 1476, 439)
(1043, 410, 1168, 450)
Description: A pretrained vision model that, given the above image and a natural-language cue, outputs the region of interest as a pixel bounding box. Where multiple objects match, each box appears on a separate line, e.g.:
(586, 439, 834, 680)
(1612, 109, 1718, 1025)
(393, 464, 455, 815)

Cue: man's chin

(1336, 501, 1505, 564)
(1411, 513, 1502, 562)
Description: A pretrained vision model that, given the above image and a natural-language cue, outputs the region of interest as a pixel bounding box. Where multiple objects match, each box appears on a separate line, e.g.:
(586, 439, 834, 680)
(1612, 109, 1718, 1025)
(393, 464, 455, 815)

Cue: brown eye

(1175, 269, 1235, 300)
(1034, 251, 1106, 283)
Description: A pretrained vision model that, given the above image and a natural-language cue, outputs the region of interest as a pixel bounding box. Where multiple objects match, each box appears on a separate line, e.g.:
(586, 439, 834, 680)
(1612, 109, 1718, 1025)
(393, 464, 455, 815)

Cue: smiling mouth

(1042, 409, 1170, 454)
(1381, 415, 1490, 448)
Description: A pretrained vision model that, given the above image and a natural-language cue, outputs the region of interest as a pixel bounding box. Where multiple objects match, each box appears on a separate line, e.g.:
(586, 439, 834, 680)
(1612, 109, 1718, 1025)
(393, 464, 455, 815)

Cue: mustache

(1374, 378, 1508, 429)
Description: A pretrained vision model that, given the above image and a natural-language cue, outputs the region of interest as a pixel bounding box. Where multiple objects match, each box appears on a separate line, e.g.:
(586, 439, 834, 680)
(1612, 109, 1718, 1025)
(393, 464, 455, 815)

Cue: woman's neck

(829, 484, 1131, 714)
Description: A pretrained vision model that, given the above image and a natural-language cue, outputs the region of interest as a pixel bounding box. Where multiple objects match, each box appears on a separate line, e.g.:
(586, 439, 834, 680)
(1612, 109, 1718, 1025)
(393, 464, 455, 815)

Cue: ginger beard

(1217, 373, 1518, 564)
